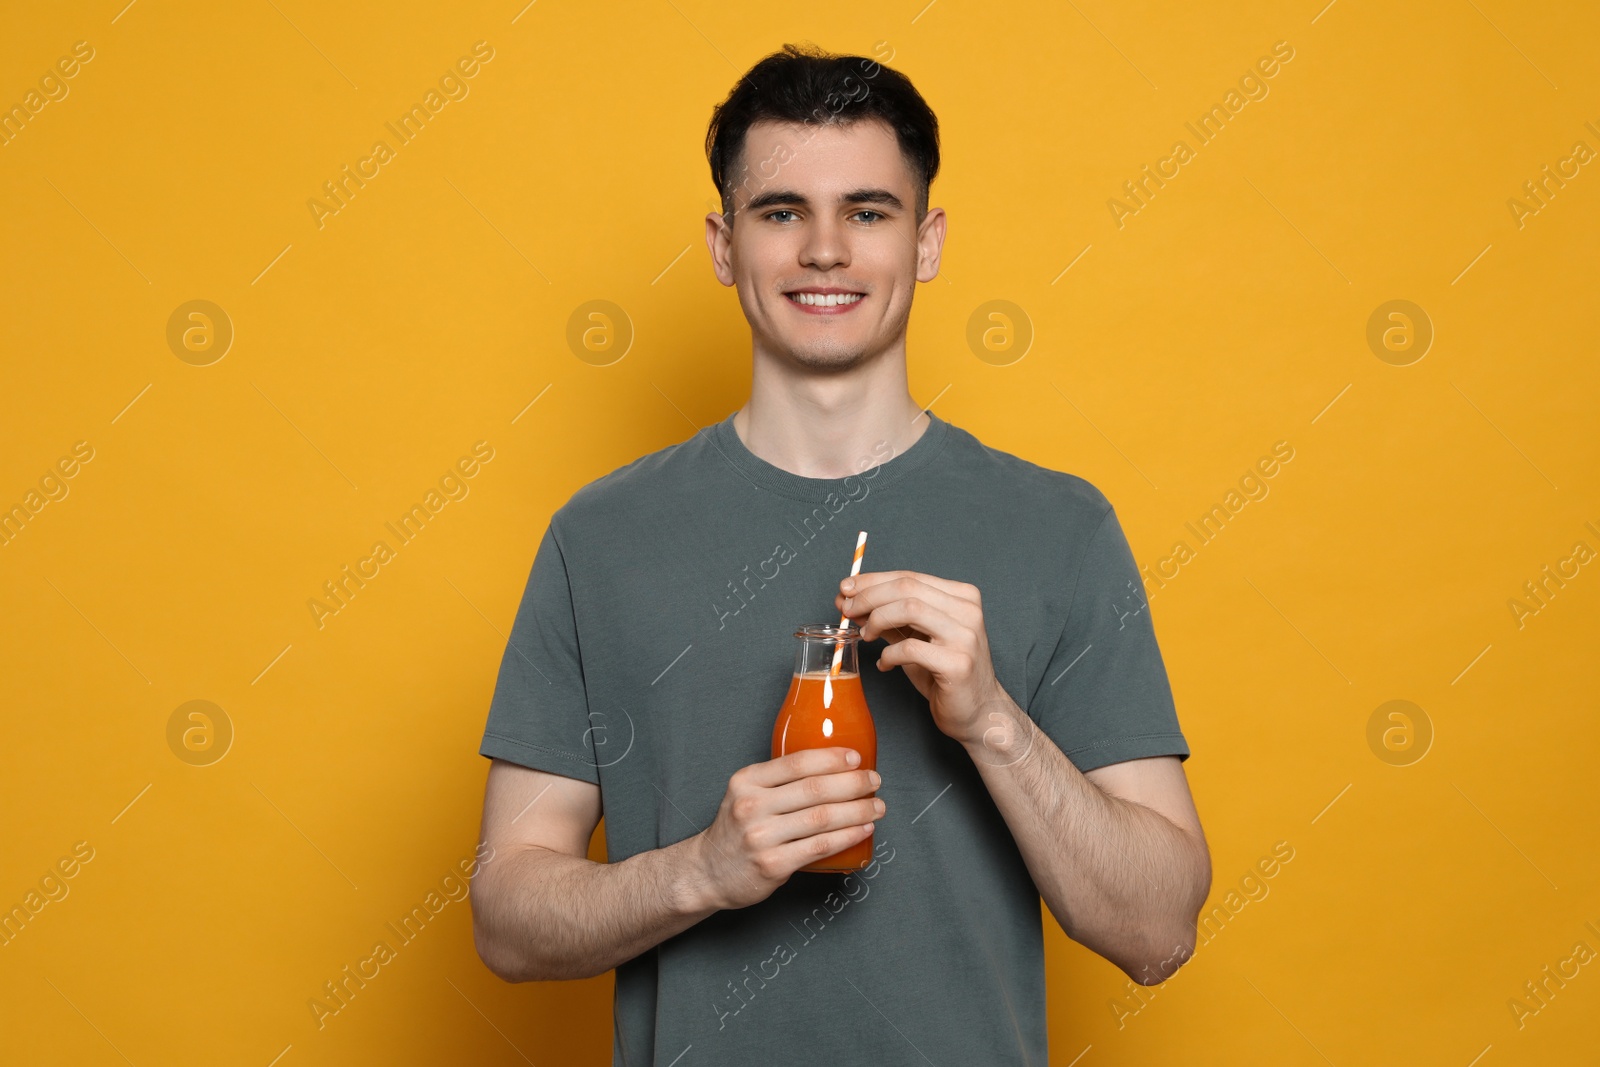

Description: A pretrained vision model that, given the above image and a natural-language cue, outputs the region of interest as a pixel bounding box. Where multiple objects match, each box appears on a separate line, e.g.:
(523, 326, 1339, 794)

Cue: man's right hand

(691, 747, 884, 911)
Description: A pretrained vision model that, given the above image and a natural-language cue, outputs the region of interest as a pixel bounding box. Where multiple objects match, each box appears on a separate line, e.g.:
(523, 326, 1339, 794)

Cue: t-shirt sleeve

(478, 521, 600, 784)
(1028, 504, 1190, 773)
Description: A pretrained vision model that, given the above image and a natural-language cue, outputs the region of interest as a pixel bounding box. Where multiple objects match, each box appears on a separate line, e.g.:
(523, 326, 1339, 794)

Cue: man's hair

(705, 43, 940, 223)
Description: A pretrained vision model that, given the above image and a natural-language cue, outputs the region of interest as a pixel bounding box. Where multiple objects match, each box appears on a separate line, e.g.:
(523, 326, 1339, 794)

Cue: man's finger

(840, 575, 981, 632)
(879, 635, 967, 679)
(843, 569, 979, 603)
(855, 595, 965, 646)
(745, 746, 861, 788)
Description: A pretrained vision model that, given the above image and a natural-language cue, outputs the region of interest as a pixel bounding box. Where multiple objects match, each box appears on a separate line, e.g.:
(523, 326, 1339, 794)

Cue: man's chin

(767, 337, 880, 372)
(783, 348, 875, 373)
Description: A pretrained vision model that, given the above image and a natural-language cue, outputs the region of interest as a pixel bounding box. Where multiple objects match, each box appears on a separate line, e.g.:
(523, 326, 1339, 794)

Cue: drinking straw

(831, 530, 869, 676)
(821, 531, 867, 711)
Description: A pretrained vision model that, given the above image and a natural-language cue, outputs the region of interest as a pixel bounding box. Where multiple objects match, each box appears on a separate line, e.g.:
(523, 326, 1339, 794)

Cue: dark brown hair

(705, 43, 940, 221)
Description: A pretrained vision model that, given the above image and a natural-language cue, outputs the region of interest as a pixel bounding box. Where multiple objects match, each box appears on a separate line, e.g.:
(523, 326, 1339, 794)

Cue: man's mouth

(785, 291, 866, 308)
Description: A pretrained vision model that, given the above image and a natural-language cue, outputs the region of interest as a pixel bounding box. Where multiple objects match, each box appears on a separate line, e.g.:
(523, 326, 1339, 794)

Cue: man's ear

(706, 209, 737, 287)
(915, 206, 947, 283)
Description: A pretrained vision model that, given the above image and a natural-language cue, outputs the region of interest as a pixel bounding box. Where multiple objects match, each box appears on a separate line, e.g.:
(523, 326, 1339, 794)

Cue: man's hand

(836, 570, 1007, 747)
(835, 571, 1211, 984)
(692, 747, 884, 911)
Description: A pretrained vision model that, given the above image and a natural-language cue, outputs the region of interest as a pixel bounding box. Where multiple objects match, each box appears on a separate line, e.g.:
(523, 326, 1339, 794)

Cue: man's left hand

(835, 571, 1012, 747)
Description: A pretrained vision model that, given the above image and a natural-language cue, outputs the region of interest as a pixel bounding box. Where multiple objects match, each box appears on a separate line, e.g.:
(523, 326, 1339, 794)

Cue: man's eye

(767, 210, 798, 223)
(852, 211, 883, 223)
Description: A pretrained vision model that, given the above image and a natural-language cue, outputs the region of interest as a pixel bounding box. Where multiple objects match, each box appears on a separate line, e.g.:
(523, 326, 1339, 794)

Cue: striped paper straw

(830, 530, 869, 678)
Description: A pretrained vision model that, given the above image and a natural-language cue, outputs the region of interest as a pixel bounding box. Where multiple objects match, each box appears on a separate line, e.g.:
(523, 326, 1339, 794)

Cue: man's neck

(731, 344, 931, 480)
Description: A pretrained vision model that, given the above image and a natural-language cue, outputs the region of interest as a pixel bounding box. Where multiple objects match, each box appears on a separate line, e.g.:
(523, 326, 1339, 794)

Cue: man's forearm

(963, 700, 1210, 982)
(473, 836, 718, 982)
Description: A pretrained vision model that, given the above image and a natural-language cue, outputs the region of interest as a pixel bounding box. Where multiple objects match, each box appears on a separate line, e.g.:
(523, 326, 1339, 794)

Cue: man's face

(706, 118, 945, 373)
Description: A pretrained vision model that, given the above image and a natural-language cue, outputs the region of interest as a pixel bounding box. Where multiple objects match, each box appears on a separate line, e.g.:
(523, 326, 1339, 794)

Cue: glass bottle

(771, 623, 878, 873)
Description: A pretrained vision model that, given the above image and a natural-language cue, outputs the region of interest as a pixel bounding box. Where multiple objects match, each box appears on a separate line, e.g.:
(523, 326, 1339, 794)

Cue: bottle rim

(794, 622, 861, 641)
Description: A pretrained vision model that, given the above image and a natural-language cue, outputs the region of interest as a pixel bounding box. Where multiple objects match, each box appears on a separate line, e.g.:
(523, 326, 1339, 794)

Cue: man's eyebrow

(841, 189, 905, 210)
(743, 188, 905, 213)
(744, 190, 800, 213)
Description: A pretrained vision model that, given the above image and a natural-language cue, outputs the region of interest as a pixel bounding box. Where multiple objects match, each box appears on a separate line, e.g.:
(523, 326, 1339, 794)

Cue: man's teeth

(789, 292, 864, 307)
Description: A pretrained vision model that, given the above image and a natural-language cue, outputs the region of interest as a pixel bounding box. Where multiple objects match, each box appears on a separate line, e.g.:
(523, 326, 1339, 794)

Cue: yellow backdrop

(3, 1, 1596, 1063)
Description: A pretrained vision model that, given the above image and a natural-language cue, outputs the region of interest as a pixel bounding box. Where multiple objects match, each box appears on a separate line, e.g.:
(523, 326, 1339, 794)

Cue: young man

(472, 44, 1210, 1066)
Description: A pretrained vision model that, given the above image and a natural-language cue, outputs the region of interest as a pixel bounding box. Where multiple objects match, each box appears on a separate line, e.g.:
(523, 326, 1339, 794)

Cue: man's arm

(964, 714, 1211, 985)
(471, 759, 714, 982)
(471, 750, 885, 982)
(836, 570, 1211, 986)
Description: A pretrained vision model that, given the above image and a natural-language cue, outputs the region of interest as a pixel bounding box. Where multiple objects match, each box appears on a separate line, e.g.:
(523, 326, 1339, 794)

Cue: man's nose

(798, 216, 849, 270)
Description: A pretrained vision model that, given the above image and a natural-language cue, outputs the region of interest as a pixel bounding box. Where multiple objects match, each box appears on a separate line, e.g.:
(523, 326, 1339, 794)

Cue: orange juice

(771, 666, 878, 872)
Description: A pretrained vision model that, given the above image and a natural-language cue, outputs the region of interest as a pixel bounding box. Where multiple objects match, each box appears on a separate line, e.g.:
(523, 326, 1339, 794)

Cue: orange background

(2, 1, 1597, 1064)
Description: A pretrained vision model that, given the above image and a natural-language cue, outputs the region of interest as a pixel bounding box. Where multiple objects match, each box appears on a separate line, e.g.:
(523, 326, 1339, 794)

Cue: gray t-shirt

(479, 409, 1190, 1066)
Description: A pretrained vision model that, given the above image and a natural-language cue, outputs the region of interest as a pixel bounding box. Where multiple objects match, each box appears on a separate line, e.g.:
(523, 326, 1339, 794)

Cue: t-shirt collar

(705, 408, 953, 503)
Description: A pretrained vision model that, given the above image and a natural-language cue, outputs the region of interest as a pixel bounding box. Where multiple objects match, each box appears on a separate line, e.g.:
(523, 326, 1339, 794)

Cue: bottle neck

(793, 629, 860, 676)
